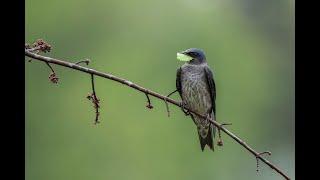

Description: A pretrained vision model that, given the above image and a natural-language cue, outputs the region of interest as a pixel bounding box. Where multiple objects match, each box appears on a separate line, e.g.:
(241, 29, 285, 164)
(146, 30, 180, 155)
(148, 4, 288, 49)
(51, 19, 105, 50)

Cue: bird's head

(177, 48, 207, 65)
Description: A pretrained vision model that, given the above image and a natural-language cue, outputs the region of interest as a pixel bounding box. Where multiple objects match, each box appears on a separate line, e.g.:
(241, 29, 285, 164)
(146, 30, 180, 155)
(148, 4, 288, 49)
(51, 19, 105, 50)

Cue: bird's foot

(205, 114, 211, 122)
(166, 89, 178, 98)
(217, 122, 232, 146)
(179, 102, 190, 116)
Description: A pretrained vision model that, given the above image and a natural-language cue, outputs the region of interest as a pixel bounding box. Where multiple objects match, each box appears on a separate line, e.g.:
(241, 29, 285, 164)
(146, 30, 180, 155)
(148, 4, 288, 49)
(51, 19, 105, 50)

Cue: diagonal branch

(25, 49, 291, 180)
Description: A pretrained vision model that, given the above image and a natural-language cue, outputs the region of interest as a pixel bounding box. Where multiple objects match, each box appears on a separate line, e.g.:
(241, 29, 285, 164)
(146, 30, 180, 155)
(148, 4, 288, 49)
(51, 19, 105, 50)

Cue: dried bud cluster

(87, 93, 101, 124)
(49, 72, 59, 84)
(25, 39, 52, 53)
(33, 39, 52, 53)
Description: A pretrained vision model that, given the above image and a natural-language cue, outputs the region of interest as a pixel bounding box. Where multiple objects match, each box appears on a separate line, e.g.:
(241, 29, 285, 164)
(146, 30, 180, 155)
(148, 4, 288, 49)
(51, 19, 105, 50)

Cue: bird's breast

(181, 68, 211, 114)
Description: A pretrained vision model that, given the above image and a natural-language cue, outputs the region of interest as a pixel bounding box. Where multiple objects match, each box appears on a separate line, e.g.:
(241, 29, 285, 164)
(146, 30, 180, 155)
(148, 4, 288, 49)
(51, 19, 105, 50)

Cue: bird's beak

(177, 51, 193, 62)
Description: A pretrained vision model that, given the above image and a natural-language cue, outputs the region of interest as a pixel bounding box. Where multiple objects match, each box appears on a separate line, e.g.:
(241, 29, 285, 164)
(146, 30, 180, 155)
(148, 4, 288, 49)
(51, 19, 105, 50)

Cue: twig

(217, 123, 232, 146)
(25, 48, 291, 180)
(145, 93, 153, 109)
(75, 59, 90, 65)
(87, 74, 100, 124)
(26, 46, 41, 53)
(45, 62, 59, 84)
(256, 151, 272, 172)
(163, 97, 170, 117)
(45, 62, 55, 73)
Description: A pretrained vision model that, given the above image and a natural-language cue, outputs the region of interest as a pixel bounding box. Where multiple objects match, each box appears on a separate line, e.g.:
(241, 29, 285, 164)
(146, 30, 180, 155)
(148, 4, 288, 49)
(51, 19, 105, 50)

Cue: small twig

(45, 62, 59, 84)
(163, 97, 170, 117)
(45, 62, 55, 73)
(87, 74, 100, 124)
(256, 151, 272, 172)
(216, 122, 232, 146)
(75, 59, 90, 65)
(26, 46, 41, 53)
(145, 93, 153, 109)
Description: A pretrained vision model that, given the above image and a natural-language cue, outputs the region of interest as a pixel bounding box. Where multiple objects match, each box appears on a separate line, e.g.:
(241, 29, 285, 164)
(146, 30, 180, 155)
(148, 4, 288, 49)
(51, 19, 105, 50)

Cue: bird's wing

(204, 66, 216, 116)
(176, 67, 183, 98)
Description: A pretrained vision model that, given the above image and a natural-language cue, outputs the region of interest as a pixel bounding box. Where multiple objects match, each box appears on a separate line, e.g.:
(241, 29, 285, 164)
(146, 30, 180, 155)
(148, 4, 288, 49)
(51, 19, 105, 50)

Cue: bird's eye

(191, 52, 198, 57)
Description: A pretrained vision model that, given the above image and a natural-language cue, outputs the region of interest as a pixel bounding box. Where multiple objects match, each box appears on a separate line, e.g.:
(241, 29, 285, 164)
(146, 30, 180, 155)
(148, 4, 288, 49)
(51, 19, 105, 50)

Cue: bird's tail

(198, 124, 214, 151)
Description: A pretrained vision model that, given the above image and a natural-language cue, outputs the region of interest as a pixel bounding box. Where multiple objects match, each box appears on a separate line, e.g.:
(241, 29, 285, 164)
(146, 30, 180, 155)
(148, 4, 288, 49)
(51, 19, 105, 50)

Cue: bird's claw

(180, 102, 190, 116)
(166, 89, 178, 98)
(205, 114, 211, 121)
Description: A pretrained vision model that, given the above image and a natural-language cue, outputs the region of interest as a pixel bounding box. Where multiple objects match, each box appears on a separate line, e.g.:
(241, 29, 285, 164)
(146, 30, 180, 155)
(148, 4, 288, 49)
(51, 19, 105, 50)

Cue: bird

(175, 48, 216, 151)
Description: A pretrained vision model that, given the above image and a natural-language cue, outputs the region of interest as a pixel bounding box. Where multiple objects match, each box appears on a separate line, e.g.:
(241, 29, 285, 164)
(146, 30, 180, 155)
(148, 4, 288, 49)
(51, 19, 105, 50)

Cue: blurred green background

(26, 0, 295, 179)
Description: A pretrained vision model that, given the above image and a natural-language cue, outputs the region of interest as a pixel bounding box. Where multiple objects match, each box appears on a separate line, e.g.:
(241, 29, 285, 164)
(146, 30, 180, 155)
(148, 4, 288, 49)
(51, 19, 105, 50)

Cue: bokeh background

(26, 0, 295, 179)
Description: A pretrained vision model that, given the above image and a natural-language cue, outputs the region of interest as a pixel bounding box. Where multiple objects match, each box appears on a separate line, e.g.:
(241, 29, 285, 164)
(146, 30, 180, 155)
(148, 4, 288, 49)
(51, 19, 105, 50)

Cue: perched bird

(176, 48, 216, 151)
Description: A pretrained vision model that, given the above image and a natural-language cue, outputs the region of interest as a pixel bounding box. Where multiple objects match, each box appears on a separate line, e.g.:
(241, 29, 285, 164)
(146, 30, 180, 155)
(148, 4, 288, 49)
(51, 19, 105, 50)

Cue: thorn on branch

(256, 151, 272, 172)
(87, 74, 100, 125)
(145, 93, 153, 109)
(216, 122, 232, 146)
(163, 97, 170, 117)
(75, 59, 90, 65)
(45, 62, 59, 84)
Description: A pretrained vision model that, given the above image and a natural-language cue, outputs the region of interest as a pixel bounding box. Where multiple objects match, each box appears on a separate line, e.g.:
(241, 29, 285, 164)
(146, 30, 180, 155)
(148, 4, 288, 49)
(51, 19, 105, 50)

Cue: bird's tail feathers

(198, 125, 214, 151)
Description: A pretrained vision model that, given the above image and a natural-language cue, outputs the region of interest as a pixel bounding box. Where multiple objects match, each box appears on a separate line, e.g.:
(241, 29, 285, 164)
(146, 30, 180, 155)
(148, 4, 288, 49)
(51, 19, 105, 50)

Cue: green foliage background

(26, 0, 295, 179)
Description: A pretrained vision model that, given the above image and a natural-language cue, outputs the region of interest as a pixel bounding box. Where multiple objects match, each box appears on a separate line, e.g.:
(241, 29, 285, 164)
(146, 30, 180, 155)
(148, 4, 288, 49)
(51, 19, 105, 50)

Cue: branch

(25, 47, 291, 180)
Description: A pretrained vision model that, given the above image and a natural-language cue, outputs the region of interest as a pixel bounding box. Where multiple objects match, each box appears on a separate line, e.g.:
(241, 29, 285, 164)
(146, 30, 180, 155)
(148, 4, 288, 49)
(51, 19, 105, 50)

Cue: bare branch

(25, 45, 291, 180)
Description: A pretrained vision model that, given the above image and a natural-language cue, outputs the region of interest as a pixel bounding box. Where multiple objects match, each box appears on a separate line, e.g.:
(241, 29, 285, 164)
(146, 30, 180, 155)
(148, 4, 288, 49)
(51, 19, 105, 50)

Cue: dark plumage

(176, 48, 216, 151)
